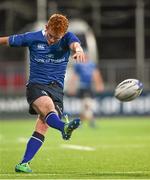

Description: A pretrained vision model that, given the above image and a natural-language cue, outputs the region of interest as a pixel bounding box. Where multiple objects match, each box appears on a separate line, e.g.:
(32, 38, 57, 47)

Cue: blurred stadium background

(0, 0, 150, 118)
(0, 1, 150, 179)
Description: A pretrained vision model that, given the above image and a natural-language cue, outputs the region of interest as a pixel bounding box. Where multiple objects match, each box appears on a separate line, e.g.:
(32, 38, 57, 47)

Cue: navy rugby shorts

(78, 88, 93, 98)
(26, 83, 64, 117)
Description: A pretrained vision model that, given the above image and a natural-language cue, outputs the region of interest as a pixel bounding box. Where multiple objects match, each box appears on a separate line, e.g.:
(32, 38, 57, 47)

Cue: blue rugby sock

(21, 131, 44, 164)
(45, 112, 65, 132)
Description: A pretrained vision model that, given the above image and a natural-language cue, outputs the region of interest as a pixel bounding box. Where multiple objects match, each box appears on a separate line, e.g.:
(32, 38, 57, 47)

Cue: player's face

(45, 29, 64, 45)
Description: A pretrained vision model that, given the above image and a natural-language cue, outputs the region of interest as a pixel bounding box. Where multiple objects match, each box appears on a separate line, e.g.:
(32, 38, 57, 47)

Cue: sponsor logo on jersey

(37, 44, 46, 50)
(47, 54, 54, 58)
(35, 57, 66, 63)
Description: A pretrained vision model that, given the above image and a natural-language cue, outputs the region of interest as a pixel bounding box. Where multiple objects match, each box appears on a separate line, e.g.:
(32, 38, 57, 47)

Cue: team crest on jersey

(37, 43, 46, 50)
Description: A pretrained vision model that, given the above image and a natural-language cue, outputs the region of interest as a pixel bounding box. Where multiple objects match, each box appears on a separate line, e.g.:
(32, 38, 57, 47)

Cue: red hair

(47, 14, 69, 35)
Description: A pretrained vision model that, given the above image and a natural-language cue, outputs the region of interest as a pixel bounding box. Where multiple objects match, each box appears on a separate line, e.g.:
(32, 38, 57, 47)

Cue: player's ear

(45, 24, 48, 30)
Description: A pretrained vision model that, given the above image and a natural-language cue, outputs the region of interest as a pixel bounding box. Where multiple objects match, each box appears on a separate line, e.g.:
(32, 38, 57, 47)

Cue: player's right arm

(1, 32, 33, 47)
(0, 37, 9, 46)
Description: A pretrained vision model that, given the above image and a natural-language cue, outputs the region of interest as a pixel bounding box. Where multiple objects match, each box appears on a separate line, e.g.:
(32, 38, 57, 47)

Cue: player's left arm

(0, 37, 9, 46)
(70, 42, 86, 63)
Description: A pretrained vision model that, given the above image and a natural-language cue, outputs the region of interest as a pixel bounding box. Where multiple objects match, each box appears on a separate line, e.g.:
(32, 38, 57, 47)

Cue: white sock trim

(31, 136, 43, 143)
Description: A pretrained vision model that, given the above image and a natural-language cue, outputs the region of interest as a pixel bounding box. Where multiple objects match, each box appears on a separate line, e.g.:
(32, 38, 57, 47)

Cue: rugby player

(0, 13, 86, 173)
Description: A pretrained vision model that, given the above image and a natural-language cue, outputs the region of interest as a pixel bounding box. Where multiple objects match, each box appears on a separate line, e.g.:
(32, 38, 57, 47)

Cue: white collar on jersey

(42, 30, 46, 36)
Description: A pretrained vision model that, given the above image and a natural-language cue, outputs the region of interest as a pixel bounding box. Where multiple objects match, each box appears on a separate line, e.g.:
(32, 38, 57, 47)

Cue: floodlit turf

(0, 117, 150, 179)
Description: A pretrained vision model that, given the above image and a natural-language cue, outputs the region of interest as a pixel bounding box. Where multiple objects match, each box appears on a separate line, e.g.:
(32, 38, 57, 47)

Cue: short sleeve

(64, 32, 81, 46)
(9, 32, 32, 47)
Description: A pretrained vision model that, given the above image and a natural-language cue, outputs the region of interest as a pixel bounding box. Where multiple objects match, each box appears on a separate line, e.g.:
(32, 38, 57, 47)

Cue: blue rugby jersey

(74, 61, 96, 89)
(9, 30, 80, 87)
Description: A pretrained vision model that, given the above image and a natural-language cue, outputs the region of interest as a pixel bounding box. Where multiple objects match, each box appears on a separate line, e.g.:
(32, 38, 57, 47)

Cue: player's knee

(34, 103, 56, 118)
(32, 96, 56, 117)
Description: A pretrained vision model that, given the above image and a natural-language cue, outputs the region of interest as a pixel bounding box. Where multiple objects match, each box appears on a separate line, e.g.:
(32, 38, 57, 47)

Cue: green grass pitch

(0, 117, 150, 179)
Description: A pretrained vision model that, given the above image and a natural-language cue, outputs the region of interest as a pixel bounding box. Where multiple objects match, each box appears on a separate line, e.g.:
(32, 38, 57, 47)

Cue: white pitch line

(0, 144, 148, 152)
(96, 144, 148, 149)
(18, 137, 28, 143)
(0, 171, 150, 176)
(61, 144, 96, 151)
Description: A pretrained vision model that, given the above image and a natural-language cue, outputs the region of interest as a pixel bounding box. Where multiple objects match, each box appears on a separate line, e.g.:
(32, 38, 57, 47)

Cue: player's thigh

(32, 96, 56, 117)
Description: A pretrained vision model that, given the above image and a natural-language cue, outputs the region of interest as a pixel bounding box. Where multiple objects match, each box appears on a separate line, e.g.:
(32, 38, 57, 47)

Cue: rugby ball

(114, 79, 143, 102)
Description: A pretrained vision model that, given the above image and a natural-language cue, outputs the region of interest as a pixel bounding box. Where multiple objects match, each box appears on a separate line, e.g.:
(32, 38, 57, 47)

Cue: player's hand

(72, 51, 86, 63)
(0, 37, 9, 46)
